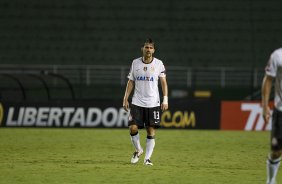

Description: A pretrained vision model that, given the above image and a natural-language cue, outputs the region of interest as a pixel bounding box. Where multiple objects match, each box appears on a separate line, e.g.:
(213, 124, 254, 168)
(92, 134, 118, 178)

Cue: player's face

(142, 43, 155, 58)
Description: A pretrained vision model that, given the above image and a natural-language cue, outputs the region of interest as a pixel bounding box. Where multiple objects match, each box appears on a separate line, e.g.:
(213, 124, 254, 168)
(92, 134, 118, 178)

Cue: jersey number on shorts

(153, 111, 160, 120)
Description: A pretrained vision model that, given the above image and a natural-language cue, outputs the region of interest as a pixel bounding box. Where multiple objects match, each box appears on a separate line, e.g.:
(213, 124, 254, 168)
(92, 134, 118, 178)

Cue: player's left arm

(261, 74, 273, 122)
(160, 76, 168, 111)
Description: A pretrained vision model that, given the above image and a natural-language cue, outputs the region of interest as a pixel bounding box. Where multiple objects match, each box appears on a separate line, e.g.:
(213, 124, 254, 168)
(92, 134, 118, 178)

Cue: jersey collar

(142, 57, 154, 64)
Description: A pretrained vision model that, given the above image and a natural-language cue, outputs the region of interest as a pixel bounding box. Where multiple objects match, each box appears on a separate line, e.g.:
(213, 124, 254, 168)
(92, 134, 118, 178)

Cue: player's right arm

(261, 75, 273, 122)
(123, 79, 134, 112)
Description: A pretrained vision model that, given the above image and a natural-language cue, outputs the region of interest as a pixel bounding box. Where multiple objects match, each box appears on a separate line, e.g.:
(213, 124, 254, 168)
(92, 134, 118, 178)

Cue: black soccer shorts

(270, 108, 282, 151)
(128, 104, 161, 129)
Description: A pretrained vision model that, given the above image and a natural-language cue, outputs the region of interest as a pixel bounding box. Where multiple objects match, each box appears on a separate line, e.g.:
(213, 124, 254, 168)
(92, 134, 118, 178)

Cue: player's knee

(129, 125, 138, 135)
(271, 151, 282, 159)
(146, 126, 155, 135)
(146, 129, 155, 137)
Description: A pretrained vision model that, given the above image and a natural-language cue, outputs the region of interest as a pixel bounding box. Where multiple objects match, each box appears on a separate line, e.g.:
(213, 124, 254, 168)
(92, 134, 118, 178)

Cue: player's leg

(267, 150, 281, 184)
(266, 109, 282, 184)
(144, 126, 155, 165)
(129, 124, 143, 153)
(144, 106, 160, 165)
(129, 124, 143, 163)
(128, 105, 144, 164)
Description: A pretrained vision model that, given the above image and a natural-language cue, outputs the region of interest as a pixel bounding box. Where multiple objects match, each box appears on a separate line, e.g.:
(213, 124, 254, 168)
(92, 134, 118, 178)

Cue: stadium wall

(0, 99, 220, 129)
(0, 0, 282, 68)
(0, 100, 272, 131)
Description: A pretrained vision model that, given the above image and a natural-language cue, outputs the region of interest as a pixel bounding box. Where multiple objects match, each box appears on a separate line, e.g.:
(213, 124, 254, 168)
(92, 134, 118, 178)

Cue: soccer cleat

(266, 180, 276, 184)
(144, 159, 153, 166)
(266, 181, 276, 184)
(131, 150, 143, 164)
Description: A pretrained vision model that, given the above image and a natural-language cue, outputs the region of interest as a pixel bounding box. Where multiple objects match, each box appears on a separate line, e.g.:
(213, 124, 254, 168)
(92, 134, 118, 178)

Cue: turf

(0, 128, 278, 184)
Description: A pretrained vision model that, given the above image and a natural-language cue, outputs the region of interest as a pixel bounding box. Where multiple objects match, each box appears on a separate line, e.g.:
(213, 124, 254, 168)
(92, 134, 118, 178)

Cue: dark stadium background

(1, 2, 282, 183)
(0, 0, 281, 103)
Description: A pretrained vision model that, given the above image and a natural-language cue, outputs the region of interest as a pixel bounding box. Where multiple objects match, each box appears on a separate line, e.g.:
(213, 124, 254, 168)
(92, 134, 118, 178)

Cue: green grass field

(0, 128, 278, 184)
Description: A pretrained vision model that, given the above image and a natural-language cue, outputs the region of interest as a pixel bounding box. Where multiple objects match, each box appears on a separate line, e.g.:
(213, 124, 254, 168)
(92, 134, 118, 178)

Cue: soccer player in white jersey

(123, 38, 168, 166)
(262, 48, 282, 184)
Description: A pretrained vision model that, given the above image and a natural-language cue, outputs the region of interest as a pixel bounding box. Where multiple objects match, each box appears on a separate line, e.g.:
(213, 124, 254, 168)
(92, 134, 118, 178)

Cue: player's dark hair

(143, 38, 155, 47)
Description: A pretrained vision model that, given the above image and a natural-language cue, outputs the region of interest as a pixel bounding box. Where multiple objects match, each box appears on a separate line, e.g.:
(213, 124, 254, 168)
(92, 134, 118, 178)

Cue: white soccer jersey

(128, 57, 166, 108)
(265, 48, 282, 111)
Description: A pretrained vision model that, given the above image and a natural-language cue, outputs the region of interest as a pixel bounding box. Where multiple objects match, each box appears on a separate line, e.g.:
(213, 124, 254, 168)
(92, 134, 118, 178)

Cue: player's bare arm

(123, 80, 134, 112)
(160, 76, 168, 111)
(261, 75, 273, 123)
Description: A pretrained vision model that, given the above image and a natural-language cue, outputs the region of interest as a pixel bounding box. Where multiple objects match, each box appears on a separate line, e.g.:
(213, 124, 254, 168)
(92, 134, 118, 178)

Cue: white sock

(130, 132, 142, 152)
(145, 136, 155, 160)
(267, 155, 281, 184)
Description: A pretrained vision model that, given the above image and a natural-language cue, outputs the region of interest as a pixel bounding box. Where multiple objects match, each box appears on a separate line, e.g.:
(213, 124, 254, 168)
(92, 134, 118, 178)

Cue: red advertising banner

(220, 101, 273, 131)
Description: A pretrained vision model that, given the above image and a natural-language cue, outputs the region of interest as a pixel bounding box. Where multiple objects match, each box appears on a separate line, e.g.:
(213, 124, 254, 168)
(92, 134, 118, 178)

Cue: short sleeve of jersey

(159, 61, 166, 78)
(265, 52, 279, 77)
(127, 62, 134, 80)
